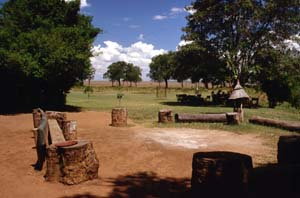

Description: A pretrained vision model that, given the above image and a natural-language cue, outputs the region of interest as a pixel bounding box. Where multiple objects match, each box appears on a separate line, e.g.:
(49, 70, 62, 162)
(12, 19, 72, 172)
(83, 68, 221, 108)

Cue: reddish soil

(0, 111, 276, 198)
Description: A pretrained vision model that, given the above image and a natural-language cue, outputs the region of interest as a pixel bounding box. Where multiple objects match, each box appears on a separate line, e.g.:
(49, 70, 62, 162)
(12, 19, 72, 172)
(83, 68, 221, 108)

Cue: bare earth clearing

(0, 111, 275, 198)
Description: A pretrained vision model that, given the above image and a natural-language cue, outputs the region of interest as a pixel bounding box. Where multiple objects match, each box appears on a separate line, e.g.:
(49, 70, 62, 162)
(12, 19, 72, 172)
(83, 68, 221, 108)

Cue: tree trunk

(118, 79, 121, 87)
(181, 81, 184, 88)
(249, 116, 300, 132)
(164, 79, 168, 89)
(204, 82, 209, 89)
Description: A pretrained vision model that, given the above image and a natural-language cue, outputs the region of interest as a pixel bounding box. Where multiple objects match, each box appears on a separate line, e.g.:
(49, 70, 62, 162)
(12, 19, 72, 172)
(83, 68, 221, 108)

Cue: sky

(81, 0, 194, 80)
(0, 0, 194, 80)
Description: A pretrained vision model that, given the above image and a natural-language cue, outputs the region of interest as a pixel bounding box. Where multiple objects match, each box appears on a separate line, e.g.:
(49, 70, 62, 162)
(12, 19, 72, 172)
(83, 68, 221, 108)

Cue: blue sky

(82, 0, 193, 50)
(0, 0, 195, 80)
(82, 0, 194, 79)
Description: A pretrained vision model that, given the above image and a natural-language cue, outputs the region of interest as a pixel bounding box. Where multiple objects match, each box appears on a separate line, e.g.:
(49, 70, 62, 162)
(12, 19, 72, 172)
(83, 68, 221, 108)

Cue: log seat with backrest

(32, 108, 99, 185)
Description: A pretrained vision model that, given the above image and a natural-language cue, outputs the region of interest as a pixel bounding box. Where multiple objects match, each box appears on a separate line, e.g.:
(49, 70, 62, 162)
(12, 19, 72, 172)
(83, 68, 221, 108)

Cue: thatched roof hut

(228, 81, 249, 100)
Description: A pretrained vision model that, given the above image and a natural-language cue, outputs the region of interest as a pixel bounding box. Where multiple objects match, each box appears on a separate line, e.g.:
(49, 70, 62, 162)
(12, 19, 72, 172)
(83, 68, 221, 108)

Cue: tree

(174, 43, 228, 88)
(255, 47, 300, 108)
(84, 67, 95, 99)
(183, 0, 300, 85)
(0, 0, 100, 111)
(103, 61, 142, 87)
(103, 61, 127, 86)
(124, 64, 142, 86)
(148, 52, 175, 88)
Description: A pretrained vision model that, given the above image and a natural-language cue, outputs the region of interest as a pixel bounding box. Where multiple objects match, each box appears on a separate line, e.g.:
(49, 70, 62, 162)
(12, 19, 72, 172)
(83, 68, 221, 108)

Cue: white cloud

(138, 34, 144, 41)
(153, 7, 186, 20)
(170, 7, 185, 14)
(90, 41, 167, 80)
(80, 0, 90, 8)
(184, 6, 196, 15)
(153, 15, 168, 20)
(65, 0, 90, 8)
(176, 40, 193, 50)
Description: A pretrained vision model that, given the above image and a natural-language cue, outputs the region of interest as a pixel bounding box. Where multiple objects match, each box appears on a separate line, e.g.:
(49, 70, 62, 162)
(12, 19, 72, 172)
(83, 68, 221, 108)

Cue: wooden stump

(278, 135, 300, 165)
(226, 112, 240, 125)
(111, 108, 127, 127)
(46, 111, 67, 129)
(191, 151, 253, 198)
(158, 109, 173, 123)
(45, 140, 99, 185)
(62, 120, 77, 140)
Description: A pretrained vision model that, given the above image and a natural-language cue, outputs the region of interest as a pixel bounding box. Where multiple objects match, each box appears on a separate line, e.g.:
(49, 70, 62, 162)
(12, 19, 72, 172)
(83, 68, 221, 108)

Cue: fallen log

(175, 113, 227, 123)
(249, 116, 300, 132)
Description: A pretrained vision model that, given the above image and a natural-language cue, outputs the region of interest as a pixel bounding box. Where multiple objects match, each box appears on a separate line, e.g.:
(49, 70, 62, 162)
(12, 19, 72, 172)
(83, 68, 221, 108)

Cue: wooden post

(62, 120, 77, 140)
(191, 151, 253, 198)
(158, 109, 173, 123)
(234, 103, 244, 122)
(32, 108, 42, 128)
(111, 108, 127, 127)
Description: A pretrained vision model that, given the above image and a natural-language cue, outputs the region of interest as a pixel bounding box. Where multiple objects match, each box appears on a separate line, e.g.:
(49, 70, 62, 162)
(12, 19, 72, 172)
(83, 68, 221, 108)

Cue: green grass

(67, 86, 300, 139)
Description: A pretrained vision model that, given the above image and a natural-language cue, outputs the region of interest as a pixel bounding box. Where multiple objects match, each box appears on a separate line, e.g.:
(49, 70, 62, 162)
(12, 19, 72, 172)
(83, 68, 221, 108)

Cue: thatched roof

(228, 81, 249, 100)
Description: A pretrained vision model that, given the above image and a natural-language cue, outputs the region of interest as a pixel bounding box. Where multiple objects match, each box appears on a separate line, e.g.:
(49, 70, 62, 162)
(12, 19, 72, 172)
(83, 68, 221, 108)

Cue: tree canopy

(103, 61, 142, 86)
(0, 0, 100, 112)
(148, 52, 175, 88)
(183, 0, 300, 84)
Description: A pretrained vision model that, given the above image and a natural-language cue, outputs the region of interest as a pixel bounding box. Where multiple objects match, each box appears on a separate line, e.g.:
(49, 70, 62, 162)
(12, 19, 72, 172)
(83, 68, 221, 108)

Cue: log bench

(32, 108, 99, 185)
(191, 151, 253, 198)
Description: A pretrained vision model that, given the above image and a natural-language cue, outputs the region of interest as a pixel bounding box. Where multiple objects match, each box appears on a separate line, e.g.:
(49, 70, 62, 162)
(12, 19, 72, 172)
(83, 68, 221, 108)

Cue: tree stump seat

(226, 112, 240, 125)
(111, 108, 127, 127)
(45, 140, 99, 185)
(278, 135, 300, 165)
(158, 109, 173, 123)
(32, 108, 99, 184)
(191, 151, 253, 198)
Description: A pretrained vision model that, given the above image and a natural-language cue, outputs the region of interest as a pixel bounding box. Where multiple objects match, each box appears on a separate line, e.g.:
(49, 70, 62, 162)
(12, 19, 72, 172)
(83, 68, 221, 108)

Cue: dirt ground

(0, 111, 276, 198)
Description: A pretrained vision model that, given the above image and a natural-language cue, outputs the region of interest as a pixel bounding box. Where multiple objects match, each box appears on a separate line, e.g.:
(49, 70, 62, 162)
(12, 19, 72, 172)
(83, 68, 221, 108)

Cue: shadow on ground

(61, 164, 300, 198)
(61, 194, 102, 198)
(0, 104, 82, 115)
(248, 163, 300, 198)
(104, 172, 191, 198)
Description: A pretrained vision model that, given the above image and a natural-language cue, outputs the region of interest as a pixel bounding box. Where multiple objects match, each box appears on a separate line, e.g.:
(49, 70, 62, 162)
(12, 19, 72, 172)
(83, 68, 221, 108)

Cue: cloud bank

(91, 41, 167, 80)
(65, 0, 90, 8)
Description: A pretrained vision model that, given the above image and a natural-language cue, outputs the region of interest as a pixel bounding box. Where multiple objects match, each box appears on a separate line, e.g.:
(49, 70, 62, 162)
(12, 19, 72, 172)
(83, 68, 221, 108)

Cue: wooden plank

(48, 119, 65, 144)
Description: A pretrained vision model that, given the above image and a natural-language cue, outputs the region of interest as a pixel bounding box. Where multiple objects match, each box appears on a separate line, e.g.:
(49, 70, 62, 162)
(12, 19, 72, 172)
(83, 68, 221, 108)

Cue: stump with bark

(158, 109, 173, 123)
(45, 140, 99, 185)
(191, 151, 253, 198)
(278, 135, 300, 165)
(62, 120, 77, 140)
(175, 113, 227, 123)
(249, 116, 300, 132)
(111, 108, 127, 127)
(46, 111, 67, 129)
(226, 112, 240, 125)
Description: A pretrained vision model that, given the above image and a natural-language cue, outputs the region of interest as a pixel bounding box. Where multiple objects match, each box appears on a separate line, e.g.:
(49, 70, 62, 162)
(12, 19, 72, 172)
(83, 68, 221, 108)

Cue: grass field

(67, 82, 300, 139)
